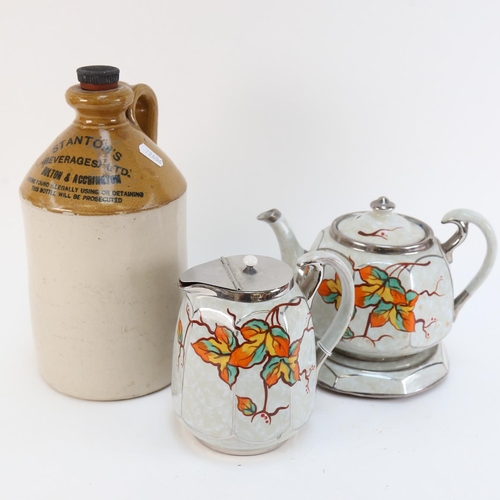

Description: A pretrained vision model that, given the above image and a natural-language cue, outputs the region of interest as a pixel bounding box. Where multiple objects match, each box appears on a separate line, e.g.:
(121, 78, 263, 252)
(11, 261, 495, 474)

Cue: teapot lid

(330, 196, 435, 254)
(179, 254, 294, 302)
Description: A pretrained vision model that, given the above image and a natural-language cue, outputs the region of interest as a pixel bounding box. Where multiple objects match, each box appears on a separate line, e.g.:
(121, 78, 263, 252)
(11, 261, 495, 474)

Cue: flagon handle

(441, 209, 497, 320)
(127, 83, 159, 143)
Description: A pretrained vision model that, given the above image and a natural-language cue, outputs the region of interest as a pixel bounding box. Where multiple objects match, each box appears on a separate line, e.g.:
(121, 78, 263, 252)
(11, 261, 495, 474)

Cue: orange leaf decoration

(370, 291, 419, 332)
(177, 319, 183, 344)
(318, 274, 342, 309)
(191, 325, 239, 387)
(236, 396, 257, 416)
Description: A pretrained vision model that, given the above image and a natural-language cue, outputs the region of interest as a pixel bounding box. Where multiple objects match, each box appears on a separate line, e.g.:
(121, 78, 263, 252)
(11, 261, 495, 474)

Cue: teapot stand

(317, 343, 449, 398)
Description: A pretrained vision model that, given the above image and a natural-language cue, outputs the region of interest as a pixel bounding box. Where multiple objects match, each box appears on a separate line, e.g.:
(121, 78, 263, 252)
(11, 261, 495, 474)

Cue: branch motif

(181, 297, 315, 425)
(358, 227, 403, 240)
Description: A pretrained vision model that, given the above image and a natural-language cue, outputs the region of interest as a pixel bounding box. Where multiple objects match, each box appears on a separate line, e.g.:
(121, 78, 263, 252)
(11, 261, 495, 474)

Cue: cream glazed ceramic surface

(172, 286, 316, 455)
(171, 253, 354, 454)
(258, 198, 497, 397)
(312, 203, 496, 361)
(310, 226, 454, 359)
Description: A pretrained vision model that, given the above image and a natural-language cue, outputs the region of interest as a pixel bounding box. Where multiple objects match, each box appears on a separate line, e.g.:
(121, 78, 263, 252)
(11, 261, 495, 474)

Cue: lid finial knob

(243, 255, 258, 275)
(370, 196, 396, 211)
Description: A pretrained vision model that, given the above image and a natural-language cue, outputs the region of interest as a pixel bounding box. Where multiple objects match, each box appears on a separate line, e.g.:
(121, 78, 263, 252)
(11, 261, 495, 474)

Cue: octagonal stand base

(317, 343, 449, 398)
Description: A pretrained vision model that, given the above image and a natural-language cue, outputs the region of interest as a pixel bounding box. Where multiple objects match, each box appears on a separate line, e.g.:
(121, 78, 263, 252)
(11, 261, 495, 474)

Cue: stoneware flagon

(19, 66, 187, 400)
(258, 197, 497, 398)
(171, 253, 355, 455)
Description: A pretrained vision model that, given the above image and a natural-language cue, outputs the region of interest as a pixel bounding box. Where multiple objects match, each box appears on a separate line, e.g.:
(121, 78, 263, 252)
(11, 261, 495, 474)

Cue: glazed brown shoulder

(20, 84, 186, 215)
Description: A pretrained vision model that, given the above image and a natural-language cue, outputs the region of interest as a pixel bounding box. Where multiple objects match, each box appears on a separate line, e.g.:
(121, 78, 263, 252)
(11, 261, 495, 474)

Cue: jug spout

(257, 209, 305, 268)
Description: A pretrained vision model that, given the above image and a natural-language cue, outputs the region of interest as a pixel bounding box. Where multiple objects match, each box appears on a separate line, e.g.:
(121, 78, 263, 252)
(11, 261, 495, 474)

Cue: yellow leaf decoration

(261, 340, 301, 388)
(177, 319, 183, 345)
(191, 325, 239, 387)
(229, 320, 290, 368)
(370, 291, 418, 332)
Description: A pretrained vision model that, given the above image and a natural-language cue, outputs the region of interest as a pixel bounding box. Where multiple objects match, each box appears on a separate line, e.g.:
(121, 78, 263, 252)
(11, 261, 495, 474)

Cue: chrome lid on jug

(179, 254, 294, 302)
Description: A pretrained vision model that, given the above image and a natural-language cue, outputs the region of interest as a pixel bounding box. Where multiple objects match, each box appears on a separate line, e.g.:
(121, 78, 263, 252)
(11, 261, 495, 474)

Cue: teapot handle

(127, 83, 159, 143)
(297, 250, 355, 370)
(441, 209, 497, 320)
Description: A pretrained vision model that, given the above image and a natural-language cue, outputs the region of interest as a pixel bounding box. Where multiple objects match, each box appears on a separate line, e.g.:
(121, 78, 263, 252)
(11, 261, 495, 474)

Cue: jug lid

(330, 196, 435, 254)
(179, 255, 294, 302)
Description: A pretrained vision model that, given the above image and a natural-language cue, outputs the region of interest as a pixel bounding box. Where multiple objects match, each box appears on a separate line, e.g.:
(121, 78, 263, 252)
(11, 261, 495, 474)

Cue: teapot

(258, 197, 497, 398)
(171, 252, 354, 455)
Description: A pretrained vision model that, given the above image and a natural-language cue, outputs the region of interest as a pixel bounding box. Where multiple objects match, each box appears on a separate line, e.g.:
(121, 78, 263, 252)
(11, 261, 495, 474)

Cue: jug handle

(127, 83, 159, 143)
(441, 209, 497, 320)
(297, 250, 355, 370)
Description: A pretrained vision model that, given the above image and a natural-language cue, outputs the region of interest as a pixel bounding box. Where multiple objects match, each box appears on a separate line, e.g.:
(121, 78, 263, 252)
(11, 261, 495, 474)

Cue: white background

(1, 1, 499, 499)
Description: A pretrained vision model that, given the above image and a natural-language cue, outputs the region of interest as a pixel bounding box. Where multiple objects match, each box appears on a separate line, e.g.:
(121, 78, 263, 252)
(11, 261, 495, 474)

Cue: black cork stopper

(76, 66, 120, 90)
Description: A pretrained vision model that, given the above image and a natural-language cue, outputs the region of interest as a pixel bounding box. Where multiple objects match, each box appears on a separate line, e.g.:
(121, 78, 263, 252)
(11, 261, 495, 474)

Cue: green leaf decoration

(343, 328, 355, 340)
(355, 265, 407, 308)
(261, 356, 300, 388)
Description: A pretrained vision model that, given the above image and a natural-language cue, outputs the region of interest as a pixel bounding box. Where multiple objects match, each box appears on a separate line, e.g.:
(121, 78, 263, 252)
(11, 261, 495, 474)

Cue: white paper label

(139, 143, 163, 167)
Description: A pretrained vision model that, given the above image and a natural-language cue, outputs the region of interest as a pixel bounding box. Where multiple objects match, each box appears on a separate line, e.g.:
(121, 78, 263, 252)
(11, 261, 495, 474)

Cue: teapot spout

(257, 209, 306, 268)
